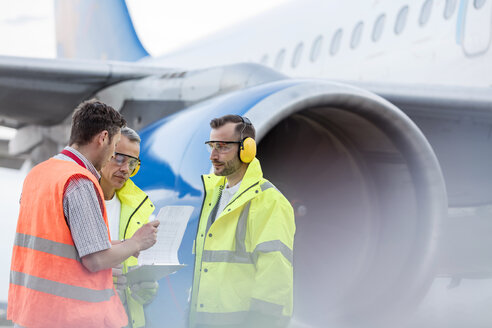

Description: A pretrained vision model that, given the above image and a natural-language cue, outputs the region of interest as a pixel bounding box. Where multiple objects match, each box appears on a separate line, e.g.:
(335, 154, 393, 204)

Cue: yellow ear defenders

(238, 116, 257, 163)
(129, 160, 141, 177)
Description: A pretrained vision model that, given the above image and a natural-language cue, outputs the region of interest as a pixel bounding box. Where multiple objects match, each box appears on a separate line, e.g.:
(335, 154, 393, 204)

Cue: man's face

(209, 122, 242, 176)
(101, 135, 140, 190)
(94, 130, 121, 171)
(104, 130, 121, 166)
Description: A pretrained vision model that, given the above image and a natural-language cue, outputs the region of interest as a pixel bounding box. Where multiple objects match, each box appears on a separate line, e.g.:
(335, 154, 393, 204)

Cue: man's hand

(130, 220, 160, 251)
(129, 281, 159, 305)
(81, 221, 160, 273)
(112, 264, 127, 304)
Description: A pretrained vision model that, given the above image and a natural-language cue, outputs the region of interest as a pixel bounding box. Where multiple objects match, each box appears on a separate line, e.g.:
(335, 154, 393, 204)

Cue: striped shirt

(53, 146, 111, 257)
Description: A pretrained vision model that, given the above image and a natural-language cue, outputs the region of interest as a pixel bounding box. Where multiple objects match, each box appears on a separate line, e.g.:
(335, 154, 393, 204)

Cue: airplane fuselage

(154, 0, 492, 87)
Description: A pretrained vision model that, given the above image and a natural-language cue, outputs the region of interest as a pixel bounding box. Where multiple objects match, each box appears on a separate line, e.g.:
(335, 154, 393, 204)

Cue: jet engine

(132, 79, 447, 327)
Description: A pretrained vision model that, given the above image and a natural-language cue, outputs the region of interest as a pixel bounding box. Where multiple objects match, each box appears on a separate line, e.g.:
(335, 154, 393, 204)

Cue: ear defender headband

(238, 116, 257, 163)
(129, 161, 141, 177)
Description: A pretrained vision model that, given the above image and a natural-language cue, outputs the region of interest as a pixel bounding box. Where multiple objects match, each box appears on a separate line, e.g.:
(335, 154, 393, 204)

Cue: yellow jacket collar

(116, 179, 149, 208)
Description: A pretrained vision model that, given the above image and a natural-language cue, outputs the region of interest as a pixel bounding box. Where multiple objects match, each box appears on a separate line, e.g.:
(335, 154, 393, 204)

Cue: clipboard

(125, 264, 185, 284)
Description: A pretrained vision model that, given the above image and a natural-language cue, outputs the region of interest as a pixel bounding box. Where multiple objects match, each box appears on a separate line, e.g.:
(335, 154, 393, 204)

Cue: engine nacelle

(133, 79, 447, 327)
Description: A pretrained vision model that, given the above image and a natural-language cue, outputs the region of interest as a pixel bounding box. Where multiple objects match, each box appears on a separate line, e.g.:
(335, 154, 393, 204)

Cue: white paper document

(126, 205, 194, 284)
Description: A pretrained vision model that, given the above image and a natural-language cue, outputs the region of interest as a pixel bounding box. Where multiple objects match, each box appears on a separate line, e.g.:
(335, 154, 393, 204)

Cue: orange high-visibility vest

(7, 158, 128, 328)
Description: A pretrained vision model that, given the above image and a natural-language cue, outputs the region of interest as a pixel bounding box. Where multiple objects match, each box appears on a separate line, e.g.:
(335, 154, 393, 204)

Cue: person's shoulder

(253, 179, 295, 223)
(258, 179, 290, 204)
(64, 175, 97, 195)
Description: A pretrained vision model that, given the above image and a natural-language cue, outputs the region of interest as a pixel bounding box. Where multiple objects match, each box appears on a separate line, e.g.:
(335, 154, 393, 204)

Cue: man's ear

(96, 130, 109, 146)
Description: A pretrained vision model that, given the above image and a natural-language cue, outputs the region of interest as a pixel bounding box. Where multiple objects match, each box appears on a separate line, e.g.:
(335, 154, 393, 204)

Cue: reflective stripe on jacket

(117, 179, 155, 328)
(190, 158, 295, 327)
(8, 158, 127, 328)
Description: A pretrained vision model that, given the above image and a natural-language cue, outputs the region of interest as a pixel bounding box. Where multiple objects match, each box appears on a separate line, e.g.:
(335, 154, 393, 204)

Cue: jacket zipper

(195, 176, 208, 248)
(190, 176, 209, 312)
(123, 195, 149, 239)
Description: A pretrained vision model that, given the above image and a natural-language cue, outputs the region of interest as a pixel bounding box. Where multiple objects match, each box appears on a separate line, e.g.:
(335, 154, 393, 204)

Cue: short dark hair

(69, 99, 126, 146)
(210, 114, 255, 140)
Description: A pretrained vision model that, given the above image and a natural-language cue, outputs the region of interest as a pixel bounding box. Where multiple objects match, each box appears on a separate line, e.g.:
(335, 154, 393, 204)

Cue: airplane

(1, 0, 492, 327)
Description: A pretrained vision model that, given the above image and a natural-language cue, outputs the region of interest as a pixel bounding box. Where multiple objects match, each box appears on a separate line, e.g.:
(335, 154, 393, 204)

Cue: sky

(0, 0, 288, 302)
(0, 0, 288, 58)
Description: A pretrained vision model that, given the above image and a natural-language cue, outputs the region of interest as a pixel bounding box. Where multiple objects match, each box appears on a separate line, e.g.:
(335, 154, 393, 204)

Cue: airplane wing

(0, 55, 172, 128)
(0, 59, 286, 169)
(1, 58, 491, 174)
(0, 55, 176, 169)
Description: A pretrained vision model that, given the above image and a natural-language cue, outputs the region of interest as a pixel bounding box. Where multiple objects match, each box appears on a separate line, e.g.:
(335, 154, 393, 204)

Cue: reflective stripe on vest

(10, 271, 115, 303)
(201, 181, 293, 265)
(260, 181, 277, 192)
(14, 232, 80, 261)
(11, 232, 116, 303)
(195, 300, 289, 326)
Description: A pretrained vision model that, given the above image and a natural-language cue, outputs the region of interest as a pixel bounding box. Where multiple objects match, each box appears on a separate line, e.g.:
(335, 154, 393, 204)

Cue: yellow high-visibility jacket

(116, 179, 155, 328)
(190, 158, 295, 327)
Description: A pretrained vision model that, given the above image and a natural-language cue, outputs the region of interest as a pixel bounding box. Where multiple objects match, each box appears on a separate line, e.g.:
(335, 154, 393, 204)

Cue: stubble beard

(215, 157, 241, 176)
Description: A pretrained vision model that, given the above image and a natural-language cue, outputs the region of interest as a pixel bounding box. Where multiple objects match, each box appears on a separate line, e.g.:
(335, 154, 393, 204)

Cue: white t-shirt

(215, 180, 242, 222)
(105, 194, 121, 240)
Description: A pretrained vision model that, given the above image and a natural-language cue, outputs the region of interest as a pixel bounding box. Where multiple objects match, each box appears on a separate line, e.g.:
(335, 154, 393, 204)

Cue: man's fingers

(113, 275, 127, 286)
(139, 281, 158, 289)
(150, 220, 160, 228)
(116, 275, 127, 285)
(130, 281, 158, 292)
(130, 284, 141, 292)
(112, 267, 127, 286)
(129, 281, 159, 305)
(112, 267, 123, 276)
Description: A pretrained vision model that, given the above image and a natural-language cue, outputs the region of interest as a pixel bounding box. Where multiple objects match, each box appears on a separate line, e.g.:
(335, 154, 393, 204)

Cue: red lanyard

(60, 149, 87, 169)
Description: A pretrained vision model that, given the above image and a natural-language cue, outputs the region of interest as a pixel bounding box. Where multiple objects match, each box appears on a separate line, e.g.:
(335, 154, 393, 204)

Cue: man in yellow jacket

(190, 115, 296, 328)
(100, 127, 158, 328)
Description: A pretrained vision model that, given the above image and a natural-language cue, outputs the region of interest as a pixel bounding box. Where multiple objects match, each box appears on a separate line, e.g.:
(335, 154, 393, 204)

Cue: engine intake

(136, 80, 447, 327)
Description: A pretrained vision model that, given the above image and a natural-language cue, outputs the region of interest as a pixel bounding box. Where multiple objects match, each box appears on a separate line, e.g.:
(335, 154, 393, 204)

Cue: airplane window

(350, 21, 364, 49)
(372, 14, 386, 42)
(419, 0, 433, 26)
(292, 42, 304, 68)
(275, 49, 286, 70)
(330, 28, 343, 56)
(310, 35, 323, 62)
(474, 0, 486, 9)
(444, 0, 457, 19)
(260, 54, 269, 65)
(395, 6, 409, 35)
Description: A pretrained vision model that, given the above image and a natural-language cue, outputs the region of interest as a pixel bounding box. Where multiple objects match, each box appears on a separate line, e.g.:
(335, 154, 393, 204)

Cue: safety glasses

(112, 152, 141, 173)
(205, 141, 240, 154)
